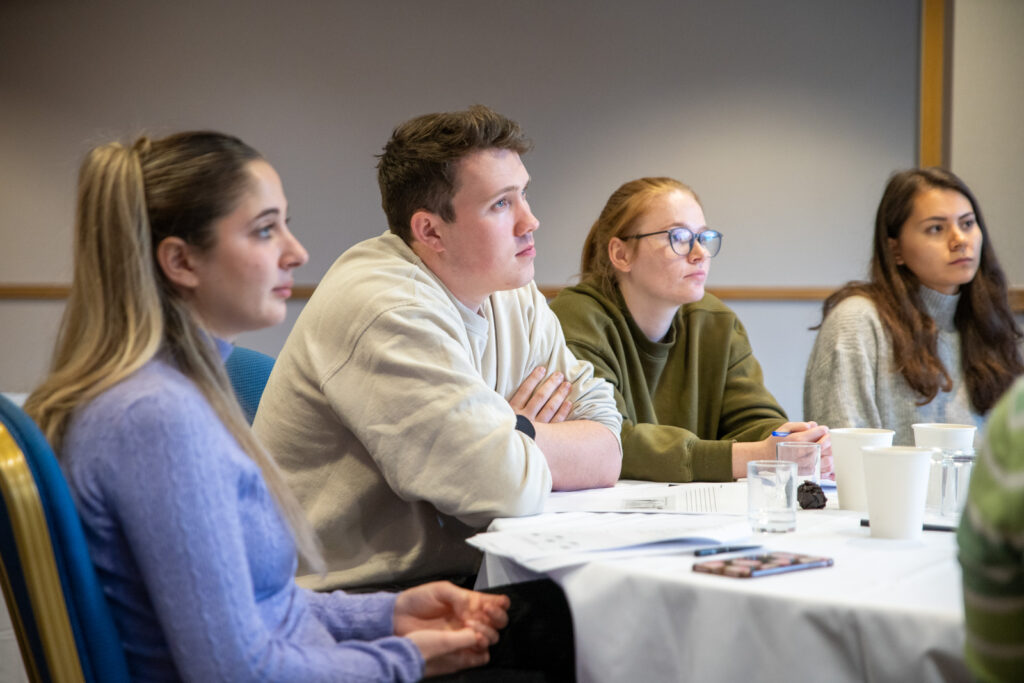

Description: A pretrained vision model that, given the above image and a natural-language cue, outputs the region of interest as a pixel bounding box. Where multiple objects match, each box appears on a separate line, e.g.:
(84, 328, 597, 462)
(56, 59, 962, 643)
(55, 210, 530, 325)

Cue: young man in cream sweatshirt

(255, 105, 621, 591)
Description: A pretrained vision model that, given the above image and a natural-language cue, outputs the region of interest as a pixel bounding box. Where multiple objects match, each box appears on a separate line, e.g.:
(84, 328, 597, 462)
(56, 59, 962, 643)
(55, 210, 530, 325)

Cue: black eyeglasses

(621, 227, 723, 258)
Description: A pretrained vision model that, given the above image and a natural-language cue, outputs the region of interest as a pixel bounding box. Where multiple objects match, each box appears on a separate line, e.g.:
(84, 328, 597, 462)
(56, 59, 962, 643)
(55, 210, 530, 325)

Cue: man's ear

(608, 237, 634, 273)
(887, 237, 904, 265)
(410, 210, 446, 255)
(155, 236, 201, 290)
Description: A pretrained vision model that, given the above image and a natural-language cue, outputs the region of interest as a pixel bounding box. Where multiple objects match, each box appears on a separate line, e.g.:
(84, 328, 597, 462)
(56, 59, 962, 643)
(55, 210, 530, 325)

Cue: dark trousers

(433, 578, 576, 682)
(349, 576, 576, 682)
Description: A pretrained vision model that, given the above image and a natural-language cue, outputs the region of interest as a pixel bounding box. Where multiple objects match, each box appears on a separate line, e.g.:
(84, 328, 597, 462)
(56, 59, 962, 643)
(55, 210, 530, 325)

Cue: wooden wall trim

(537, 285, 841, 302)
(919, 0, 952, 167)
(4, 283, 1023, 313)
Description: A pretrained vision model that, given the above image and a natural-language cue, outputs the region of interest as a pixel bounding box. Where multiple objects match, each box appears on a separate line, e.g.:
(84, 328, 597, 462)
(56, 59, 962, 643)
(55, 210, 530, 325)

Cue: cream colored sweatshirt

(255, 232, 621, 590)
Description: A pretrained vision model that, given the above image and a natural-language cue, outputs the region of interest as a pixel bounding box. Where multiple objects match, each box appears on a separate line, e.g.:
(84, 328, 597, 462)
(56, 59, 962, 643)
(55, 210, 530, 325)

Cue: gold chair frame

(0, 423, 85, 683)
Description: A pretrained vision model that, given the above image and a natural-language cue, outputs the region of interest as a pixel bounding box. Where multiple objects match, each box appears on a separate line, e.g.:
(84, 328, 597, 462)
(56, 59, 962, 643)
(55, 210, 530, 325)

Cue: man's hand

(510, 368, 622, 490)
(508, 366, 573, 423)
(395, 582, 511, 677)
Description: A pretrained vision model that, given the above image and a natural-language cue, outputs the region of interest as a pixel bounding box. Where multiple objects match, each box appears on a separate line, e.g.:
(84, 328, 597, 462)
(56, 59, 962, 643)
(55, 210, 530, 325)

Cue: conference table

(474, 482, 968, 683)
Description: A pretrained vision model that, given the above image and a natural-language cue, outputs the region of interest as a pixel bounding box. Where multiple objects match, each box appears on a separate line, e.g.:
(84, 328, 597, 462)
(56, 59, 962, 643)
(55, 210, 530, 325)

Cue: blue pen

(771, 431, 790, 437)
(694, 544, 762, 557)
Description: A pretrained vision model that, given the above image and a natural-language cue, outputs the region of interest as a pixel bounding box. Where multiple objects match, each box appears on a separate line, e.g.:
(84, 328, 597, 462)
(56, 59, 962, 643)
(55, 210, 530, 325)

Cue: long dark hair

(817, 167, 1023, 413)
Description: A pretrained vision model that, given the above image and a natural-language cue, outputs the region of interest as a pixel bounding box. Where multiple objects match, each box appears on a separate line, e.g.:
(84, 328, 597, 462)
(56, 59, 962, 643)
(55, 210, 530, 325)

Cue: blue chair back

(225, 346, 276, 424)
(0, 394, 130, 683)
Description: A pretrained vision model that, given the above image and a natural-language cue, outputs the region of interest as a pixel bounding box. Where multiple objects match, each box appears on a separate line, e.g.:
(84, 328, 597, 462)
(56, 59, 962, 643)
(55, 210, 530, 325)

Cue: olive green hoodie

(550, 282, 786, 482)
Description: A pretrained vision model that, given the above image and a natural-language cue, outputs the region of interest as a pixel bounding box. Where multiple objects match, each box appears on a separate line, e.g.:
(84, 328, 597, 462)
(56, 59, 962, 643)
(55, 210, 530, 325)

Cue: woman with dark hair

(25, 131, 508, 681)
(551, 177, 831, 483)
(804, 167, 1024, 446)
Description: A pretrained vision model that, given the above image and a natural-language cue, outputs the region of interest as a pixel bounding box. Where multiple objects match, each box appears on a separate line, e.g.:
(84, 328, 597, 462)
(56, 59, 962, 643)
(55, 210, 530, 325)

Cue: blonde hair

(25, 132, 324, 573)
(580, 177, 700, 297)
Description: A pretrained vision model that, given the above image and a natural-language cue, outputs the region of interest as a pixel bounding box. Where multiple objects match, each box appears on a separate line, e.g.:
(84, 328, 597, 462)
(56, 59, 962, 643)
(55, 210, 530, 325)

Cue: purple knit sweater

(62, 340, 423, 681)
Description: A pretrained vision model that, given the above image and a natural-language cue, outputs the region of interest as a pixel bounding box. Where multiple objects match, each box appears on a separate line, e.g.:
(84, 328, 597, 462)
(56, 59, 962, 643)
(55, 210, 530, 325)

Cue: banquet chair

(0, 394, 130, 683)
(225, 346, 276, 424)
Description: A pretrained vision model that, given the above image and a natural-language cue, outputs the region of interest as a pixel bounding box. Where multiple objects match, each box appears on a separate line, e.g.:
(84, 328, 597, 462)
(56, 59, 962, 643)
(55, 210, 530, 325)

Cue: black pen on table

(859, 519, 955, 532)
(694, 544, 763, 556)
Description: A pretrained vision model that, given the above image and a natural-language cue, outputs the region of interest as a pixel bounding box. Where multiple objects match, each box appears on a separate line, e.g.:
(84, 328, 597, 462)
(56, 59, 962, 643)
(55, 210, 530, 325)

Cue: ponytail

(26, 132, 325, 574)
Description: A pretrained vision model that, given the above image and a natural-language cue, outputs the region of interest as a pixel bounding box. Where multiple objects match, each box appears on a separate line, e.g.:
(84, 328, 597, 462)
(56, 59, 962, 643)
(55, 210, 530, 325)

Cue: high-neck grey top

(803, 287, 983, 447)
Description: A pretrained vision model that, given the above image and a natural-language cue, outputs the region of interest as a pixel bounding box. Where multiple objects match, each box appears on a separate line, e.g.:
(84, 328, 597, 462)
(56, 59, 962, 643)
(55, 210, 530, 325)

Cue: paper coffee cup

(861, 446, 934, 540)
(830, 428, 895, 511)
(912, 423, 977, 451)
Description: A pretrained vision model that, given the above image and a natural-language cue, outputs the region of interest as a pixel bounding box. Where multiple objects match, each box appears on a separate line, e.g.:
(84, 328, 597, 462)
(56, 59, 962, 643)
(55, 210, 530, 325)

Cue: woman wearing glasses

(804, 168, 1023, 447)
(550, 177, 831, 483)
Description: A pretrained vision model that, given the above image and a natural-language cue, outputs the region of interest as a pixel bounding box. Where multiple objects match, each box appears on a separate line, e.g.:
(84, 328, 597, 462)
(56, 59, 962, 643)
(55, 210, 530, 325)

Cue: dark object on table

(797, 481, 827, 509)
(859, 519, 956, 532)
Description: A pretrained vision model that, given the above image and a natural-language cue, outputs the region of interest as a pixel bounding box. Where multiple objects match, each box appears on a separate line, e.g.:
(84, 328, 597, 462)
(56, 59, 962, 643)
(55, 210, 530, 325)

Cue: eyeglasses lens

(668, 229, 722, 258)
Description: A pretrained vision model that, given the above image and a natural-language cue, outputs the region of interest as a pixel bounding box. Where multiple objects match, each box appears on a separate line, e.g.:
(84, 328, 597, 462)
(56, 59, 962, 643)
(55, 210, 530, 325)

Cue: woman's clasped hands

(394, 581, 511, 677)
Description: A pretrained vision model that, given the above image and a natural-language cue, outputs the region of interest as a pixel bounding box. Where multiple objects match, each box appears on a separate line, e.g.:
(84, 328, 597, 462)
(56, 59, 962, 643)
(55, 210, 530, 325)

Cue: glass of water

(747, 460, 797, 533)
(940, 449, 975, 517)
(777, 441, 821, 484)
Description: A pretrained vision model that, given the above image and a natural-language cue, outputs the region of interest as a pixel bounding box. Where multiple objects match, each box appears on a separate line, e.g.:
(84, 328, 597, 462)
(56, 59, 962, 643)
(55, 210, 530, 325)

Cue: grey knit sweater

(803, 287, 983, 447)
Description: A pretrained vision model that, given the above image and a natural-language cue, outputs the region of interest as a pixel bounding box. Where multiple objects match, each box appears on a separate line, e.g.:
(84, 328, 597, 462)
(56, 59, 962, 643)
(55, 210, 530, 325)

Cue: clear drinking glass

(913, 423, 977, 515)
(776, 442, 821, 484)
(940, 450, 975, 517)
(747, 460, 797, 533)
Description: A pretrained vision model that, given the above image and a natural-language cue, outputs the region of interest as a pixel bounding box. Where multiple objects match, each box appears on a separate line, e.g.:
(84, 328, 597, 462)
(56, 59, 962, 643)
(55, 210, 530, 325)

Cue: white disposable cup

(830, 428, 895, 511)
(861, 446, 935, 540)
(913, 423, 977, 510)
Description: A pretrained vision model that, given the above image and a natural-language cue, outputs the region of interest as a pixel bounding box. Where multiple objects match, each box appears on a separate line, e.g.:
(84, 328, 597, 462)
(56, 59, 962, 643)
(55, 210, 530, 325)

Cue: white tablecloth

(479, 502, 968, 682)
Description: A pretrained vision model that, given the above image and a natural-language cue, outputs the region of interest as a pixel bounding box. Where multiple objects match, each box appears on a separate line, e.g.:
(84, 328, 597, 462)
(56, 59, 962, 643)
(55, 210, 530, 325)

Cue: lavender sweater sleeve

(63, 357, 423, 682)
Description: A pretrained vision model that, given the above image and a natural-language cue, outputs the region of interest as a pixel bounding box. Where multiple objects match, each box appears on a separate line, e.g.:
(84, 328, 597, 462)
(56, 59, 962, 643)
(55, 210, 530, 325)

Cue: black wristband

(515, 414, 536, 440)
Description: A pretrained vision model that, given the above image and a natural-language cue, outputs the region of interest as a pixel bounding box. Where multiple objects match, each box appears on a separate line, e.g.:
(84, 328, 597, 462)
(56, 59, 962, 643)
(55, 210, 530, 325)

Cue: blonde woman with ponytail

(26, 131, 508, 681)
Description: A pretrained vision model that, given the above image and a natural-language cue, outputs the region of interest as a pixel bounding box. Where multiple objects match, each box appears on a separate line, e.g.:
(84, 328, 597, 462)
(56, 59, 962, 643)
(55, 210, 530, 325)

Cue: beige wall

(0, 0, 922, 419)
(1, 4, 1021, 677)
(950, 0, 1024, 281)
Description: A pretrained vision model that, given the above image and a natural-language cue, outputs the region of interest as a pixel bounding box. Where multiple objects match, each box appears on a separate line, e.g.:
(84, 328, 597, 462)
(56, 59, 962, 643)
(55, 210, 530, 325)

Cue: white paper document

(468, 509, 751, 572)
(543, 481, 747, 515)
